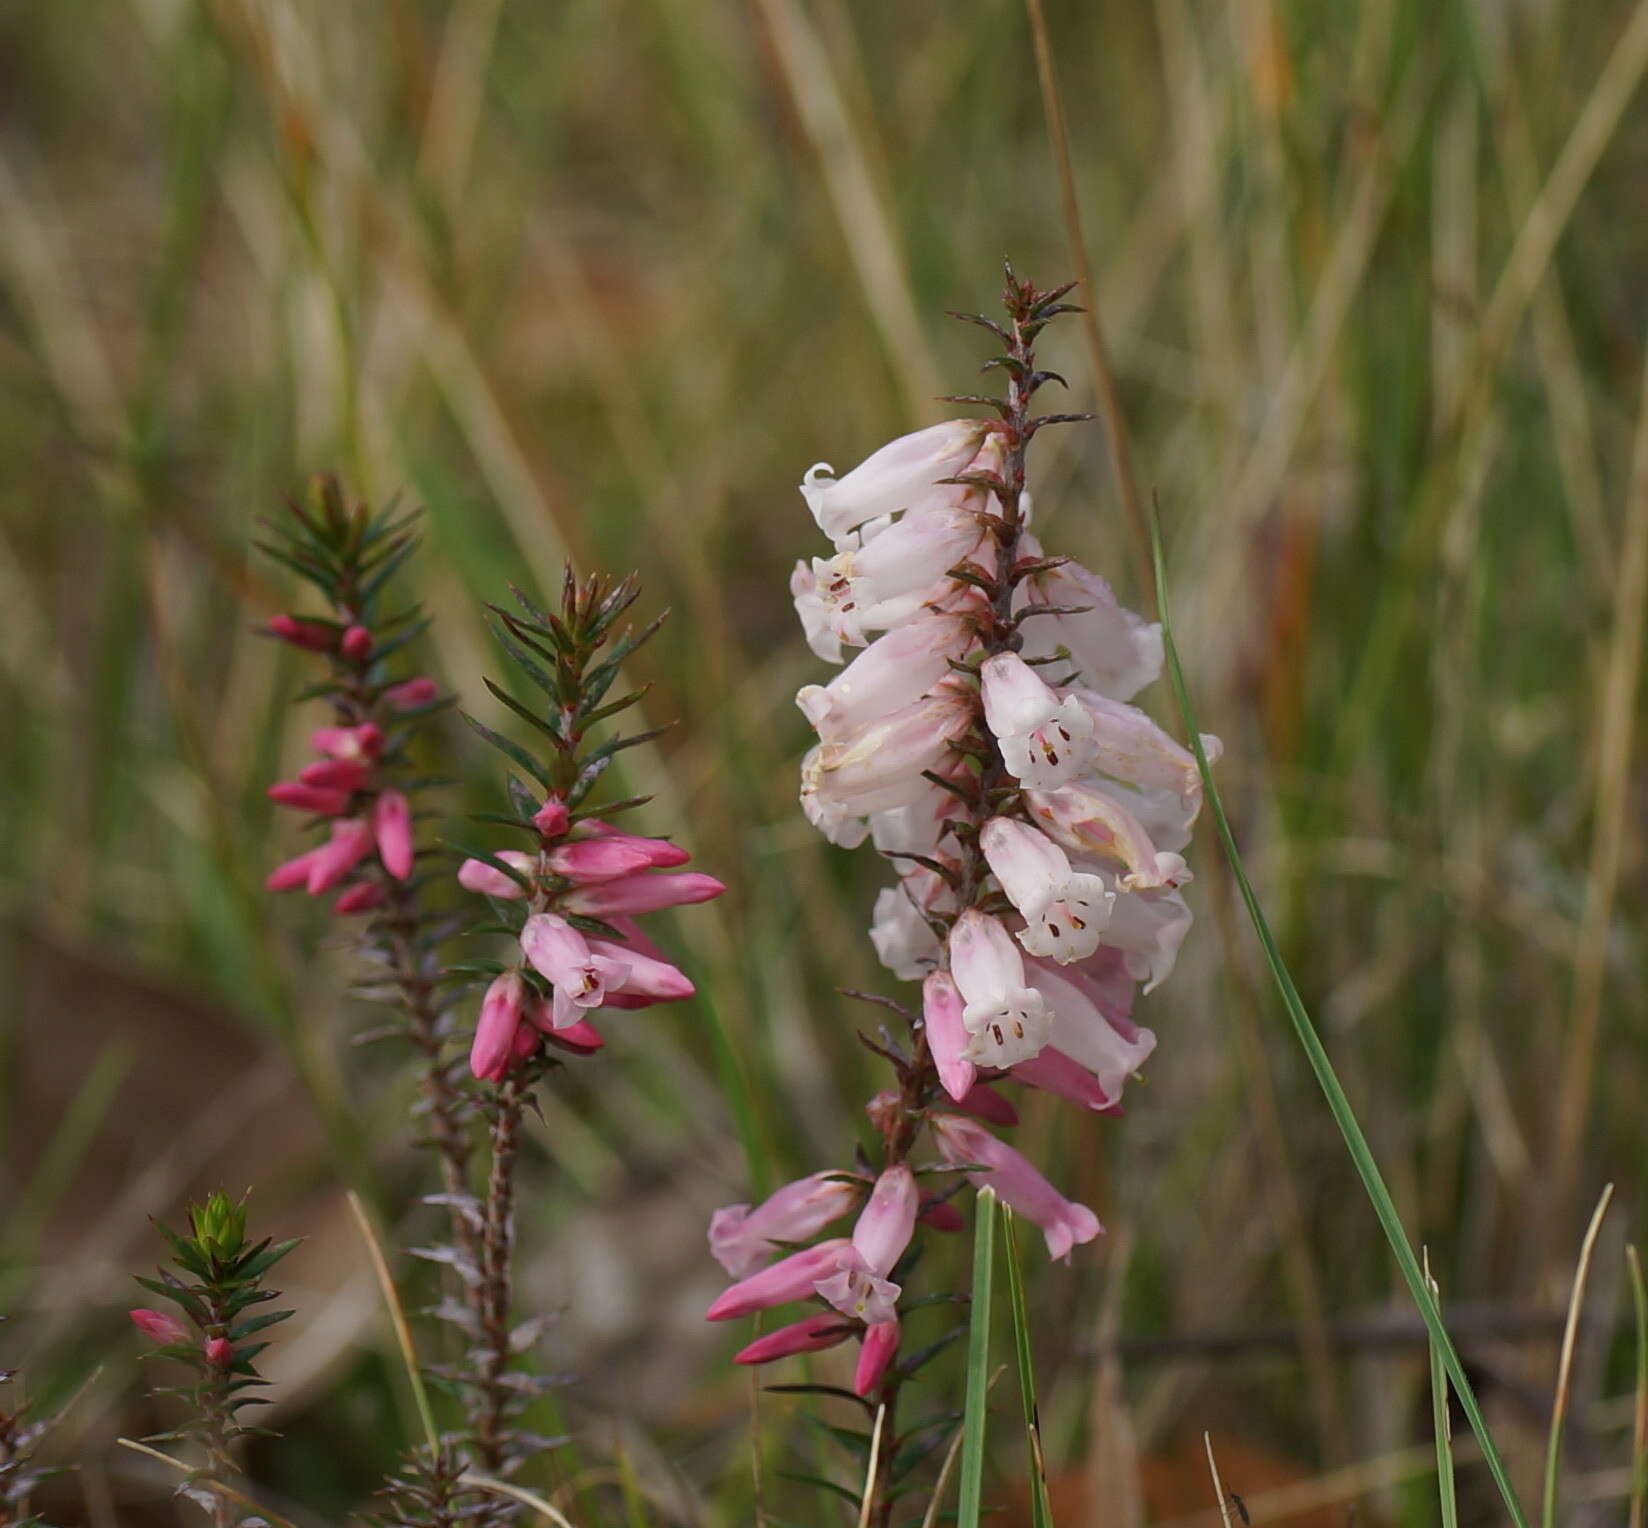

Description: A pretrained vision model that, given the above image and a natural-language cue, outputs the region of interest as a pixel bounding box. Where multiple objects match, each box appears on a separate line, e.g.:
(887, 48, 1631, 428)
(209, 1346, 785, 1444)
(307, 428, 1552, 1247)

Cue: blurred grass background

(2, 0, 1647, 1522)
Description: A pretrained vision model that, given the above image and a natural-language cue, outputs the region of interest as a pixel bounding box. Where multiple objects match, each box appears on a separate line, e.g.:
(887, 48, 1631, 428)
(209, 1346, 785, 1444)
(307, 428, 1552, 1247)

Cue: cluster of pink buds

(130, 1309, 234, 1367)
(460, 808, 724, 1080)
(709, 273, 1217, 1415)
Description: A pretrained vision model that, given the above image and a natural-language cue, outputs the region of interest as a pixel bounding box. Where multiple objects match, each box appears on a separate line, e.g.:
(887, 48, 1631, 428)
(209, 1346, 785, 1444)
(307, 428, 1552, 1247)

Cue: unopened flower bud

(268, 614, 336, 652)
(533, 798, 571, 840)
(340, 625, 373, 662)
(130, 1308, 189, 1345)
(383, 676, 439, 710)
(205, 1337, 234, 1367)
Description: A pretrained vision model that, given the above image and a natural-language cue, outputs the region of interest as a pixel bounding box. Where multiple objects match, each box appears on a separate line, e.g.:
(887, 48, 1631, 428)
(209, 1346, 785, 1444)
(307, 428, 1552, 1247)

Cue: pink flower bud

(306, 819, 375, 894)
(372, 789, 414, 880)
(268, 781, 352, 816)
(457, 852, 535, 898)
(340, 625, 373, 662)
(266, 847, 323, 892)
(268, 614, 336, 651)
(585, 939, 694, 1003)
(919, 1198, 966, 1233)
(850, 1165, 918, 1277)
(922, 971, 975, 1103)
(705, 1239, 855, 1321)
(575, 823, 691, 867)
(384, 676, 440, 710)
(205, 1337, 234, 1367)
(534, 1012, 605, 1054)
(470, 970, 527, 1082)
(544, 838, 660, 883)
(130, 1308, 189, 1345)
(299, 758, 370, 791)
(533, 798, 571, 839)
(564, 871, 726, 917)
(312, 723, 384, 761)
(734, 1314, 852, 1366)
(854, 1321, 900, 1397)
(333, 881, 386, 915)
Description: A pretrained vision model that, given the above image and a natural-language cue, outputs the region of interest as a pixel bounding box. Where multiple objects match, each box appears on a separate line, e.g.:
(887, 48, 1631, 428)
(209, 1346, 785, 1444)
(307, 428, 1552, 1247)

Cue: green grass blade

(1002, 1209, 1053, 1528)
(1150, 515, 1529, 1528)
(1625, 1245, 1646, 1528)
(1425, 1254, 1459, 1528)
(957, 1186, 998, 1528)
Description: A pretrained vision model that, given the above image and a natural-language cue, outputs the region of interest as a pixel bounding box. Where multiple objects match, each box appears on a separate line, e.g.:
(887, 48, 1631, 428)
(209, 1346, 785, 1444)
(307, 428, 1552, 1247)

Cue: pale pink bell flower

(979, 653, 1096, 792)
(1011, 542, 1163, 702)
(850, 1164, 918, 1277)
(946, 909, 1051, 1069)
(800, 419, 989, 545)
(795, 614, 972, 742)
(979, 815, 1114, 964)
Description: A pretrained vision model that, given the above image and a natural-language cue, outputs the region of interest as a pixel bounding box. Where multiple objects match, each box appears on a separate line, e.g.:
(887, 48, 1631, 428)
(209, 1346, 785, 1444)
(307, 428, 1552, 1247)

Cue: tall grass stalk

(1152, 514, 1530, 1528)
(957, 1187, 998, 1528)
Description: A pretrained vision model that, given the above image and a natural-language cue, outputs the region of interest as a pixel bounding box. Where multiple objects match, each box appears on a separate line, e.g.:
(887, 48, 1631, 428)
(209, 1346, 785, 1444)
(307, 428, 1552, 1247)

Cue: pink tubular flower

(545, 837, 660, 882)
(1012, 541, 1163, 702)
(980, 653, 1096, 791)
(307, 819, 375, 894)
(1011, 1047, 1124, 1114)
(979, 816, 1114, 965)
(130, 1308, 189, 1345)
(710, 1171, 862, 1279)
(340, 625, 373, 662)
(470, 970, 527, 1081)
(565, 870, 725, 917)
(705, 1239, 855, 1321)
(520, 914, 625, 1024)
(268, 614, 336, 651)
(851, 1164, 918, 1277)
(205, 1336, 235, 1367)
(1023, 955, 1156, 1103)
(735, 1314, 853, 1365)
(855, 1321, 900, 1397)
(457, 851, 536, 898)
(333, 881, 386, 915)
(575, 822, 691, 867)
(268, 781, 351, 816)
(586, 939, 694, 1002)
(954, 1083, 1020, 1127)
(299, 758, 370, 791)
(537, 1014, 605, 1053)
(1105, 882, 1194, 991)
(922, 971, 976, 1103)
(373, 790, 414, 879)
(1066, 689, 1212, 800)
(266, 846, 323, 892)
(800, 420, 990, 545)
(383, 675, 439, 710)
(947, 909, 1051, 1069)
(795, 614, 973, 742)
(930, 1114, 1102, 1260)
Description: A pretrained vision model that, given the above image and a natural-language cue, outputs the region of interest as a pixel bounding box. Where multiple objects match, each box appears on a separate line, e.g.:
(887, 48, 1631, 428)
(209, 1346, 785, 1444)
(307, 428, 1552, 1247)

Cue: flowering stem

(474, 1079, 524, 1472)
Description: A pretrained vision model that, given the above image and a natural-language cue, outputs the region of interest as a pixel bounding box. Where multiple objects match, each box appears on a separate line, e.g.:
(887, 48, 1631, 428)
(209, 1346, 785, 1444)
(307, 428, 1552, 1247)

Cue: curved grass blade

(1002, 1209, 1053, 1528)
(1424, 1251, 1459, 1528)
(1151, 513, 1529, 1528)
(1542, 1184, 1613, 1528)
(957, 1186, 998, 1528)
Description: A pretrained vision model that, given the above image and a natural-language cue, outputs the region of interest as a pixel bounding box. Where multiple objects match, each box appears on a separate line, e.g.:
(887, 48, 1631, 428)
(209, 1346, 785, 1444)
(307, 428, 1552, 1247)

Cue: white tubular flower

(979, 652, 1096, 791)
(790, 560, 843, 664)
(870, 882, 943, 979)
(800, 420, 990, 546)
(947, 908, 1051, 1069)
(1012, 536, 1162, 701)
(1024, 782, 1173, 890)
(800, 688, 972, 847)
(979, 816, 1114, 965)
(1023, 955, 1157, 1099)
(1064, 689, 1214, 800)
(811, 507, 986, 647)
(796, 614, 972, 741)
(1105, 881, 1193, 991)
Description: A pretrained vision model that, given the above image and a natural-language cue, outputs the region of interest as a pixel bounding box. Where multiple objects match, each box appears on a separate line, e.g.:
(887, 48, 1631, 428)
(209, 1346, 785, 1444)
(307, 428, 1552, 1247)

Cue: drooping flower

(800, 419, 990, 545)
(930, 1113, 1102, 1260)
(704, 1239, 856, 1322)
(709, 1172, 862, 1280)
(734, 1314, 852, 1366)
